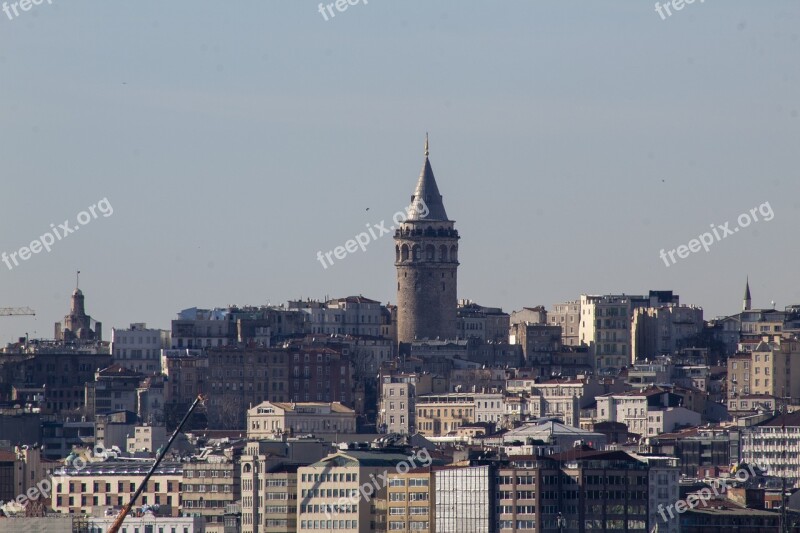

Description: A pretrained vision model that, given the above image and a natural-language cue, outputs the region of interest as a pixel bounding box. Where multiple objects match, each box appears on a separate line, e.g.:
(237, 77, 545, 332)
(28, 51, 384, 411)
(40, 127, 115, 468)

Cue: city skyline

(1, 1, 798, 345)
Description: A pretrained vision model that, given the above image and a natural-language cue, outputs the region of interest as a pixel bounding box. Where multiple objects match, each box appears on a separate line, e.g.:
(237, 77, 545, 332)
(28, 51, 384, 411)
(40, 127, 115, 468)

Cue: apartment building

(554, 448, 650, 533)
(456, 300, 510, 342)
(646, 426, 737, 478)
(435, 465, 493, 532)
(204, 347, 290, 428)
(84, 364, 143, 418)
(88, 515, 205, 533)
(474, 393, 505, 426)
(182, 453, 241, 533)
(0, 445, 54, 506)
(741, 411, 800, 488)
(415, 393, 476, 437)
(627, 453, 681, 533)
(631, 304, 703, 359)
(510, 306, 547, 326)
(378, 371, 447, 434)
(385, 469, 434, 532)
(550, 300, 581, 347)
(289, 296, 384, 337)
(579, 294, 646, 370)
(240, 439, 329, 533)
(52, 461, 183, 515)
(285, 346, 354, 405)
(508, 323, 562, 365)
(161, 349, 208, 407)
(727, 394, 777, 414)
(296, 449, 420, 532)
(507, 376, 626, 410)
(501, 420, 608, 453)
(495, 460, 547, 532)
(0, 350, 112, 413)
(579, 291, 678, 370)
(595, 387, 702, 437)
(247, 401, 357, 439)
(523, 393, 580, 427)
(170, 306, 307, 349)
(126, 424, 167, 454)
(110, 323, 170, 375)
(727, 335, 800, 403)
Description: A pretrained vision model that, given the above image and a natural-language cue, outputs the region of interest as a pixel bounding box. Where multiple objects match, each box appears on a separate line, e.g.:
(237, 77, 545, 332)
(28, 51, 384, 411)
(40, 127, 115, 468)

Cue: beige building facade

(297, 450, 420, 532)
(52, 461, 182, 515)
(247, 401, 356, 439)
(415, 394, 476, 437)
(386, 469, 434, 532)
(728, 334, 800, 402)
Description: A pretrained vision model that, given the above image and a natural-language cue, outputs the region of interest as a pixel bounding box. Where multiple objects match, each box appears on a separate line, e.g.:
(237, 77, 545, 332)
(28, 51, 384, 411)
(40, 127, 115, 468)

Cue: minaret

(395, 135, 459, 344)
(743, 277, 752, 311)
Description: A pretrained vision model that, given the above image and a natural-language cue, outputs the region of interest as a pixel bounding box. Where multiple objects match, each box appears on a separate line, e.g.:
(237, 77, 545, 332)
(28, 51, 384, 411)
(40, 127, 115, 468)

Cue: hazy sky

(1, 1, 798, 344)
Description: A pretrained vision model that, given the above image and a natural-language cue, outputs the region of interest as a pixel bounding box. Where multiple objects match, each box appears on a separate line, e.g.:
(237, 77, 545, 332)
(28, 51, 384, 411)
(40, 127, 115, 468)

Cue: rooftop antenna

(76, 270, 81, 290)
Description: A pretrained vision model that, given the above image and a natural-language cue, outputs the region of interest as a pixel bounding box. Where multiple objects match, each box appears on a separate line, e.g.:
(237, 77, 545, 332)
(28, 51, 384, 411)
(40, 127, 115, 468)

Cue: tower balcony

(395, 242, 459, 264)
(394, 226, 459, 239)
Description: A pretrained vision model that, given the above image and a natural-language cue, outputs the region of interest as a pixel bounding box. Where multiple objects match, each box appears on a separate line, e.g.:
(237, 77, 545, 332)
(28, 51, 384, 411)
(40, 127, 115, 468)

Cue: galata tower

(395, 135, 459, 343)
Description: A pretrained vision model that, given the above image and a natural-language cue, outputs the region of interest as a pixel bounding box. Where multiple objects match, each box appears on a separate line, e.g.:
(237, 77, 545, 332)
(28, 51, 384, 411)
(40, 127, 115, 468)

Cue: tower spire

(743, 276, 752, 311)
(407, 133, 448, 221)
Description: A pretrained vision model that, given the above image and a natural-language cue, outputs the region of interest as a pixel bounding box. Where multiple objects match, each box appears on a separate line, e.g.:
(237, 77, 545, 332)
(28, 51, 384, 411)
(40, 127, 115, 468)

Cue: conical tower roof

(744, 277, 752, 301)
(406, 134, 449, 221)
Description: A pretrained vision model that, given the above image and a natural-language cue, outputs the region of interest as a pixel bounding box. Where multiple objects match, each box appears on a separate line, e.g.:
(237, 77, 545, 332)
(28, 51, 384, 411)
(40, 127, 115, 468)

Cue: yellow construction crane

(0, 307, 35, 316)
